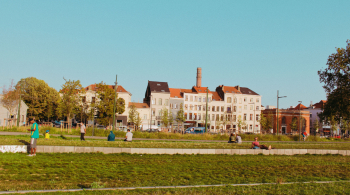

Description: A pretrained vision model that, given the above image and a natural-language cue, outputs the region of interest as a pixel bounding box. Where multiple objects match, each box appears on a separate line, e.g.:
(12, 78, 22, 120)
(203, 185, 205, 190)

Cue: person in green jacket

(27, 118, 39, 156)
(107, 131, 115, 141)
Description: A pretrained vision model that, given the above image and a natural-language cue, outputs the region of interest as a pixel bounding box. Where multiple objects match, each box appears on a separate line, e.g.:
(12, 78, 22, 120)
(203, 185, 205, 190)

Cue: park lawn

(10, 182, 350, 195)
(1, 153, 350, 191)
(3, 127, 348, 142)
(1, 135, 350, 150)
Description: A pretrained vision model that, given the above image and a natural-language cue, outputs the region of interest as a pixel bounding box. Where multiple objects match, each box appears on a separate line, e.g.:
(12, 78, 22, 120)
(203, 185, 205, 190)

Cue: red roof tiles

(129, 102, 149, 108)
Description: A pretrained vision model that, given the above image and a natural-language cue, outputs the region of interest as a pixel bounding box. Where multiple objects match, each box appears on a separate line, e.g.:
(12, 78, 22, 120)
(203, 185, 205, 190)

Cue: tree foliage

(59, 78, 84, 126)
(18, 77, 60, 120)
(1, 80, 20, 117)
(95, 82, 125, 127)
(260, 112, 273, 133)
(161, 107, 170, 128)
(318, 40, 350, 121)
(290, 117, 298, 131)
(176, 103, 186, 131)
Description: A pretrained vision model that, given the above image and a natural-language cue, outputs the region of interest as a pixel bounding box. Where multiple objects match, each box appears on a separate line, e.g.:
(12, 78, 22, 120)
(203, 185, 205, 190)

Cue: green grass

(2, 135, 350, 149)
(1, 153, 350, 191)
(2, 126, 348, 142)
(10, 182, 350, 195)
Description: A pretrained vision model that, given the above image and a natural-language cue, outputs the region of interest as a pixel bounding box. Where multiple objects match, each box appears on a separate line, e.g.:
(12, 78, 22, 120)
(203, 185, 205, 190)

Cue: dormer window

(161, 90, 165, 92)
(157, 84, 161, 86)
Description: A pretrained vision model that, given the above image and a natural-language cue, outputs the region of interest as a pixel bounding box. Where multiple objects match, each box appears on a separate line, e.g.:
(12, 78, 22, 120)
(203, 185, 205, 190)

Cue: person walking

(80, 123, 86, 141)
(27, 118, 39, 156)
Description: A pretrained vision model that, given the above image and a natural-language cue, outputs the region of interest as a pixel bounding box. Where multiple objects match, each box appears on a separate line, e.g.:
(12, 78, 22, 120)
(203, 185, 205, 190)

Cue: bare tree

(1, 80, 20, 119)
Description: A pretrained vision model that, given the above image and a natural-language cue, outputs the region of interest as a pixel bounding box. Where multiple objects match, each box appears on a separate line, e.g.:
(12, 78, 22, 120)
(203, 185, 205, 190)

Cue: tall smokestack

(196, 67, 202, 87)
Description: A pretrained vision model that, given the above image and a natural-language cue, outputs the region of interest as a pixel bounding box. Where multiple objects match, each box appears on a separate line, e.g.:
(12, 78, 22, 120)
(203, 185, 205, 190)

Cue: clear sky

(1, 0, 349, 108)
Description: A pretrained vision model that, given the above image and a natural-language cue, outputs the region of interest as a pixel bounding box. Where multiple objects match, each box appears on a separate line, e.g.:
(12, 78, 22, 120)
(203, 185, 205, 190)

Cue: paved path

(0, 131, 348, 143)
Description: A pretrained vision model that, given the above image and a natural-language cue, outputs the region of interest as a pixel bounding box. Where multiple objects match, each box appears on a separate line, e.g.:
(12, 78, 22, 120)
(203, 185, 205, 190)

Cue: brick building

(262, 103, 310, 135)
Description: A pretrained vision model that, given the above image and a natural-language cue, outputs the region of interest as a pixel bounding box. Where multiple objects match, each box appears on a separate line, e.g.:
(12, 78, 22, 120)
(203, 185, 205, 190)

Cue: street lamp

(298, 101, 302, 142)
(277, 90, 287, 135)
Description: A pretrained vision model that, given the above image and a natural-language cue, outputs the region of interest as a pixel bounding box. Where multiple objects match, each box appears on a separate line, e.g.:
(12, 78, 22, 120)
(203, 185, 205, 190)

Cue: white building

(0, 95, 28, 127)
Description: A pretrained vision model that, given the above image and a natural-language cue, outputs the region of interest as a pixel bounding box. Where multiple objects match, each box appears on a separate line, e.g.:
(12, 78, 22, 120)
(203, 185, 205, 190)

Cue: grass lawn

(3, 127, 349, 142)
(1, 153, 350, 191)
(1, 135, 350, 150)
(10, 182, 350, 195)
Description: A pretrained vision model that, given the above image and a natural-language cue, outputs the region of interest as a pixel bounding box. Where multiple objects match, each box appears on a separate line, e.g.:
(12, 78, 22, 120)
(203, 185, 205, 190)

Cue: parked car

(190, 127, 205, 134)
(185, 127, 195, 134)
(144, 129, 160, 133)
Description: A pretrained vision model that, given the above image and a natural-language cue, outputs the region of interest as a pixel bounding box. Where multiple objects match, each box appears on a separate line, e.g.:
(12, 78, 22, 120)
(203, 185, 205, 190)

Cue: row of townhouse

(82, 68, 262, 133)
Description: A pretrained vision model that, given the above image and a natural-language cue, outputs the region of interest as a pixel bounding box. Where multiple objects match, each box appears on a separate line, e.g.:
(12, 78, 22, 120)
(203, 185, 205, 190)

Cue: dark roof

(148, 81, 170, 93)
(237, 87, 259, 95)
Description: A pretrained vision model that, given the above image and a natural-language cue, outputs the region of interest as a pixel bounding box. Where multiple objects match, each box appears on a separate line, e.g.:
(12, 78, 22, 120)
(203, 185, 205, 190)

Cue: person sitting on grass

(235, 134, 242, 144)
(228, 133, 235, 143)
(124, 129, 133, 142)
(45, 130, 50, 140)
(251, 137, 272, 150)
(108, 131, 115, 141)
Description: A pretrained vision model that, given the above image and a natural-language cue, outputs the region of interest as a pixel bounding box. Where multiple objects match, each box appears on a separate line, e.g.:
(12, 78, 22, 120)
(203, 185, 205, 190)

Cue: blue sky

(0, 0, 349, 108)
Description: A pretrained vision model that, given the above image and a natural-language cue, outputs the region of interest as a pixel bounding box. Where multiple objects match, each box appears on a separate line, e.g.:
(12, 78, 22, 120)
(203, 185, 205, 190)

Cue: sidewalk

(0, 131, 348, 143)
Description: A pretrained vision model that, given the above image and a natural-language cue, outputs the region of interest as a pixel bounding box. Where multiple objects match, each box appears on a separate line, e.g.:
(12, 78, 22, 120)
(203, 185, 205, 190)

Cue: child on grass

(45, 130, 50, 140)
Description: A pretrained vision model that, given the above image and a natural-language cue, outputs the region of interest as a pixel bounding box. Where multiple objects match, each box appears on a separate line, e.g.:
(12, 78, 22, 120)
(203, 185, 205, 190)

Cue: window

(243, 114, 247, 120)
(158, 98, 162, 105)
(233, 106, 237, 112)
(250, 98, 253, 102)
(250, 114, 253, 120)
(203, 97, 206, 102)
(212, 106, 215, 111)
(256, 98, 260, 103)
(227, 106, 231, 112)
(212, 114, 215, 121)
(244, 105, 247, 110)
(249, 125, 253, 130)
(208, 114, 211, 121)
(250, 105, 253, 110)
(194, 96, 198, 102)
(198, 97, 202, 102)
(152, 98, 155, 105)
(216, 114, 219, 121)
(174, 104, 177, 109)
(185, 113, 188, 119)
(256, 114, 259, 121)
(144, 114, 147, 119)
(244, 97, 247, 102)
(227, 97, 232, 103)
(152, 109, 155, 116)
(92, 97, 96, 103)
(190, 96, 193, 101)
(256, 106, 259, 110)
(198, 105, 201, 111)
(194, 105, 197, 111)
(203, 105, 205, 111)
(234, 98, 237, 103)
(165, 99, 168, 106)
(221, 106, 224, 112)
(158, 110, 162, 116)
(189, 113, 193, 120)
(239, 106, 242, 113)
(185, 104, 188, 110)
(190, 104, 193, 110)
(170, 103, 173, 109)
(217, 106, 220, 112)
(157, 83, 161, 86)
(198, 114, 201, 120)
(239, 98, 242, 104)
(233, 115, 236, 122)
(185, 95, 188, 101)
(221, 114, 224, 121)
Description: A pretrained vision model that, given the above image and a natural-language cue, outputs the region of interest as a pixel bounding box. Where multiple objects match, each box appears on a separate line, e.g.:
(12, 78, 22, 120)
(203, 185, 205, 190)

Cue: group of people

(228, 133, 273, 150)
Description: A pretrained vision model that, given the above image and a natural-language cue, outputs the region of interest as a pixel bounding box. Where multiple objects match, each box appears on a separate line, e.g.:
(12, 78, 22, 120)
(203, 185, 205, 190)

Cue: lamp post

(113, 75, 117, 131)
(205, 88, 208, 133)
(298, 101, 302, 142)
(277, 90, 287, 135)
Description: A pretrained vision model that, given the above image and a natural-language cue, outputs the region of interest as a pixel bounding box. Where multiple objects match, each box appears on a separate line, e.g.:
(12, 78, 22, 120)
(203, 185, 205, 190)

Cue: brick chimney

(196, 67, 202, 87)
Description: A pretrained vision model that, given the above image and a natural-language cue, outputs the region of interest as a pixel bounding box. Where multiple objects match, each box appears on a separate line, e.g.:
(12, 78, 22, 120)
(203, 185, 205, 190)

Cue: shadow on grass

(77, 184, 91, 189)
(18, 139, 30, 153)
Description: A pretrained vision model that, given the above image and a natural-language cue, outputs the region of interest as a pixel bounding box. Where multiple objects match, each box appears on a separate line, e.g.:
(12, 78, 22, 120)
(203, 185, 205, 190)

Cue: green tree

(341, 119, 350, 135)
(290, 117, 298, 132)
(237, 115, 246, 134)
(168, 111, 174, 131)
(161, 107, 169, 129)
(59, 78, 84, 128)
(313, 118, 321, 135)
(318, 40, 350, 121)
(17, 77, 60, 120)
(260, 112, 273, 134)
(176, 103, 186, 133)
(95, 82, 125, 127)
(128, 104, 138, 130)
(328, 116, 339, 136)
(134, 112, 142, 131)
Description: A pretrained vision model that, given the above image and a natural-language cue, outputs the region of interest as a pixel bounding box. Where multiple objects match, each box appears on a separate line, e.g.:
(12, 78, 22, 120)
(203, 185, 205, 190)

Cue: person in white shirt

(124, 129, 133, 142)
(80, 123, 86, 141)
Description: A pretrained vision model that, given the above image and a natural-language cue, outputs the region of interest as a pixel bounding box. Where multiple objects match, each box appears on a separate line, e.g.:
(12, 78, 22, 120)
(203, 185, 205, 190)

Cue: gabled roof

(169, 88, 192, 98)
(294, 103, 308, 110)
(192, 86, 210, 93)
(313, 100, 327, 109)
(129, 102, 149, 108)
(210, 91, 222, 101)
(85, 84, 128, 93)
(148, 81, 170, 93)
(236, 86, 259, 95)
(222, 86, 241, 94)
